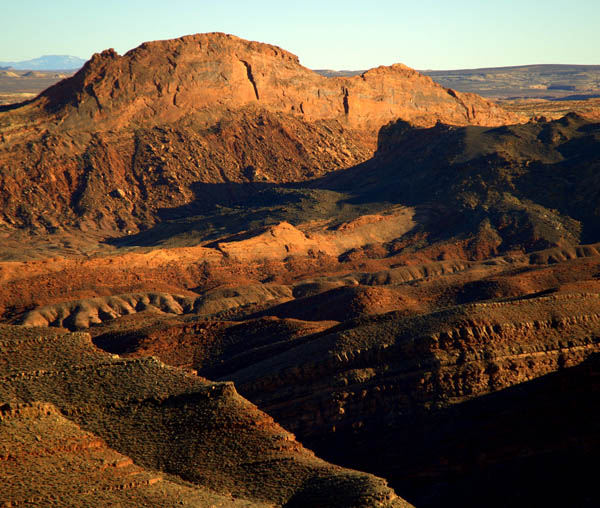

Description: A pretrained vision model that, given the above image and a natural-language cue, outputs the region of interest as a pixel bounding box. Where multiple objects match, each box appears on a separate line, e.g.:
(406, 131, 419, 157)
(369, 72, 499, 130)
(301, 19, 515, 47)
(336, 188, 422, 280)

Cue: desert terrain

(1, 33, 599, 507)
(0, 69, 75, 106)
(319, 64, 600, 100)
(422, 64, 600, 100)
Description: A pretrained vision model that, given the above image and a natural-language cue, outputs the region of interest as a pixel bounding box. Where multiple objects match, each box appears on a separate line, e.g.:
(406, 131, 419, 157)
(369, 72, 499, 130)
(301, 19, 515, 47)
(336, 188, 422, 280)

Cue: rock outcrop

(0, 33, 521, 235)
(214, 293, 600, 507)
(3, 33, 520, 133)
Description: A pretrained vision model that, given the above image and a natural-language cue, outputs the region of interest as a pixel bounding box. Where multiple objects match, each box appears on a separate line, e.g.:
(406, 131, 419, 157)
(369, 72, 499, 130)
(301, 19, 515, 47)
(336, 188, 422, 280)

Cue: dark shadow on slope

(107, 114, 600, 253)
(106, 172, 399, 248)
(0, 97, 36, 112)
(308, 354, 600, 508)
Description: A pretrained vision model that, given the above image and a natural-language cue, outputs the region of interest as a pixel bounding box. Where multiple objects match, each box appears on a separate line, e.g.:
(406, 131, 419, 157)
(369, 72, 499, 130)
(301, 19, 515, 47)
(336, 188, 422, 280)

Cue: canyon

(1, 33, 598, 507)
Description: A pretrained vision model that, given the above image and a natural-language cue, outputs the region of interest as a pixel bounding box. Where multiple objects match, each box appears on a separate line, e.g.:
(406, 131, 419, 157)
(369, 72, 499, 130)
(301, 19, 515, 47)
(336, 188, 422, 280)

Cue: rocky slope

(1, 32, 599, 508)
(321, 112, 600, 252)
(0, 33, 520, 236)
(1, 402, 272, 508)
(82, 279, 600, 508)
(0, 325, 410, 507)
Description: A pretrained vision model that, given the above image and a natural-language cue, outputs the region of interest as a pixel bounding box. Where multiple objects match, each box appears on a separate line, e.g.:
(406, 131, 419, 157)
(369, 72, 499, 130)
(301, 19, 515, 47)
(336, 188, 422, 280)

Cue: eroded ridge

(0, 401, 272, 508)
(0, 326, 411, 508)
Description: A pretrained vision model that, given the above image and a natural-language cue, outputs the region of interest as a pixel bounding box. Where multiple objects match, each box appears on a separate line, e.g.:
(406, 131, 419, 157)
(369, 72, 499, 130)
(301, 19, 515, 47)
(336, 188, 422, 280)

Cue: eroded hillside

(0, 32, 521, 237)
(1, 32, 599, 508)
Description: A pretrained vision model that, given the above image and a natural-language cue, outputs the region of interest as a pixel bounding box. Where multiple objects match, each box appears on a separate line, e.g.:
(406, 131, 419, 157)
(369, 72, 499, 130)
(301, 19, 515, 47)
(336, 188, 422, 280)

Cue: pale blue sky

(2, 0, 599, 70)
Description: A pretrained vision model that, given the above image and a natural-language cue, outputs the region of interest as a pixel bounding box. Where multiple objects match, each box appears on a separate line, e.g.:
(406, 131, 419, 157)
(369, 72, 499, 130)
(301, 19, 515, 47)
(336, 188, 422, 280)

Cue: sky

(1, 0, 599, 70)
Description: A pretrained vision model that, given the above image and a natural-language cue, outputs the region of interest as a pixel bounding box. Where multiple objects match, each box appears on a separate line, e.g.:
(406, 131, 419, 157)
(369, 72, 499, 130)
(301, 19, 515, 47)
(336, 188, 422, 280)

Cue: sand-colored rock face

(217, 209, 416, 261)
(10, 32, 520, 132)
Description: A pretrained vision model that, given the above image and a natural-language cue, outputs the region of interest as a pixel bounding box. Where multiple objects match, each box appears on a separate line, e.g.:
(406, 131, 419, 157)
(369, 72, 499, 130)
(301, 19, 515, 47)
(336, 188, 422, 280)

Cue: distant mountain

(313, 69, 364, 77)
(0, 55, 85, 70)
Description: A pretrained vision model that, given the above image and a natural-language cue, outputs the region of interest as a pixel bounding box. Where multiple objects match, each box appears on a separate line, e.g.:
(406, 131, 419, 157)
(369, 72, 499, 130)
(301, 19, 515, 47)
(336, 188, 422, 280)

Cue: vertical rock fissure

(85, 85, 103, 111)
(342, 87, 349, 115)
(446, 88, 471, 120)
(241, 60, 260, 100)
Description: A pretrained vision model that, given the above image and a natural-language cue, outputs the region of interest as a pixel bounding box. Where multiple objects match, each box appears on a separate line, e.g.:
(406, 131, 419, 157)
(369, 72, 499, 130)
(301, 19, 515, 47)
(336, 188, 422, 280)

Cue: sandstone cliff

(3, 33, 520, 134)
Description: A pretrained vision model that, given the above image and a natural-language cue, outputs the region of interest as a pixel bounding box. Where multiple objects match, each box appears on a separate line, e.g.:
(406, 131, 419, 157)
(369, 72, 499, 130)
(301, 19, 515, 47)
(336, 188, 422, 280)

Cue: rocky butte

(3, 32, 519, 132)
(0, 33, 599, 508)
(0, 33, 522, 238)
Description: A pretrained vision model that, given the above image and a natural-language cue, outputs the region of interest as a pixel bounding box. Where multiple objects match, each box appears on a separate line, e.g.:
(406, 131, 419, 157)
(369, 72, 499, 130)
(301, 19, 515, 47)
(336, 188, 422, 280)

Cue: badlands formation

(1, 33, 599, 507)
